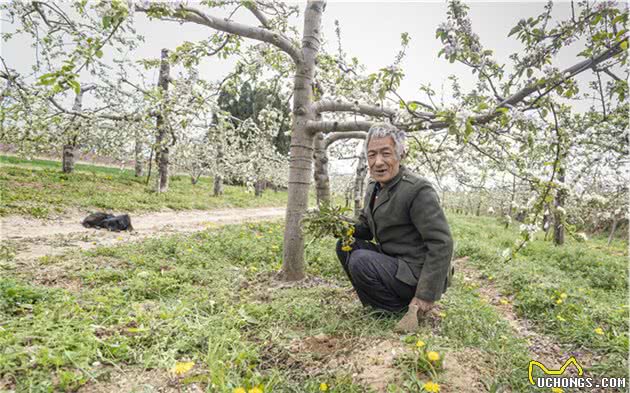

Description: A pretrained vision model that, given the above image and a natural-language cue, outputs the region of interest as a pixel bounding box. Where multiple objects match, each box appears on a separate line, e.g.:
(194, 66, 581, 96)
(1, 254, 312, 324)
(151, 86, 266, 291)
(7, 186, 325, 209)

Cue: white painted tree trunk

(553, 166, 566, 246)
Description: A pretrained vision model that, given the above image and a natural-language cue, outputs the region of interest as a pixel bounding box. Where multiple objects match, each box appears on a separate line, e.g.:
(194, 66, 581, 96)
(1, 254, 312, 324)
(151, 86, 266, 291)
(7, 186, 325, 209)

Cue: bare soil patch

(77, 367, 205, 393)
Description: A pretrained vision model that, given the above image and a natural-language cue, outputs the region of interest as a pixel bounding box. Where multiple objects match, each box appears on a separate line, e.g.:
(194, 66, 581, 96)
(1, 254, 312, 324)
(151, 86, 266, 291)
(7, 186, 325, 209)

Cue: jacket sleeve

(409, 184, 453, 301)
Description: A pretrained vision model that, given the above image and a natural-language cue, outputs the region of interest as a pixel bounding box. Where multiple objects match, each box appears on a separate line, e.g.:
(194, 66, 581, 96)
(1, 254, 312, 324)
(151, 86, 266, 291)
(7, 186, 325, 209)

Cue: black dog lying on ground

(82, 212, 134, 231)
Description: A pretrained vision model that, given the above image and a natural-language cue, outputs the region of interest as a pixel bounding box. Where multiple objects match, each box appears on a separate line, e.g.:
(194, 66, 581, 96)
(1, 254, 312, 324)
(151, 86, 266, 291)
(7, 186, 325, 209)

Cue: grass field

(0, 155, 288, 218)
(1, 212, 627, 392)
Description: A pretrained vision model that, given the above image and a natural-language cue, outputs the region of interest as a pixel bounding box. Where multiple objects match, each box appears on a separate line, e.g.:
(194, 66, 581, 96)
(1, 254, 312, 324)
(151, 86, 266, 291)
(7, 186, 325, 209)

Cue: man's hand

(394, 298, 435, 333)
(409, 297, 434, 314)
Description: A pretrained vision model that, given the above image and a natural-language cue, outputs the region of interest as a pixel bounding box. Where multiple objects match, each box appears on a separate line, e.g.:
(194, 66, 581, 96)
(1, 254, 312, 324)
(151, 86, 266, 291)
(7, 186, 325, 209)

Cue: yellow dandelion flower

(556, 315, 566, 322)
(248, 387, 263, 393)
(172, 361, 194, 376)
(341, 245, 352, 252)
(416, 340, 426, 348)
(427, 351, 440, 362)
(551, 388, 564, 393)
(499, 299, 509, 305)
(233, 388, 246, 393)
(423, 381, 440, 392)
(594, 327, 604, 335)
(487, 276, 494, 281)
(560, 293, 567, 299)
(556, 299, 563, 304)
(346, 227, 355, 236)
(319, 382, 329, 391)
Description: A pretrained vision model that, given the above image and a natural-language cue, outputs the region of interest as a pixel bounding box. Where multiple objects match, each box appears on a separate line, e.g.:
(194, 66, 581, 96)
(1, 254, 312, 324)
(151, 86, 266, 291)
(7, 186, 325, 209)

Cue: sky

(0, 1, 620, 175)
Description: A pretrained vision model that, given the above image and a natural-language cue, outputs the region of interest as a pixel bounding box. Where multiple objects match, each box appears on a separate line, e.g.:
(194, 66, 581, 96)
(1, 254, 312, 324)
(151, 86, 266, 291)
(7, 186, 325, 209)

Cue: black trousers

(336, 239, 415, 312)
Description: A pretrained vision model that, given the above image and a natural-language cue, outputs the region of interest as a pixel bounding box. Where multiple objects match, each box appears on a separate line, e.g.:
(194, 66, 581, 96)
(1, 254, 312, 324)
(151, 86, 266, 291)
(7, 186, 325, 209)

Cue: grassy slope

(0, 155, 288, 218)
(1, 214, 626, 392)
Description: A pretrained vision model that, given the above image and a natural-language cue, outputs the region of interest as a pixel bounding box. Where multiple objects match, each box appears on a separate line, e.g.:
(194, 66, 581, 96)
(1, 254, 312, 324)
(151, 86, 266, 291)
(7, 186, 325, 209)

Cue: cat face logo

(528, 356, 584, 385)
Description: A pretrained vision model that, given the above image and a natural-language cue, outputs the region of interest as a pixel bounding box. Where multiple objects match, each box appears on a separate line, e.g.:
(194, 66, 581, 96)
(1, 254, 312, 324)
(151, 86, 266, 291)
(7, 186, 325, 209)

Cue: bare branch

(135, 4, 302, 64)
(313, 99, 396, 117)
(324, 131, 366, 148)
(307, 119, 373, 134)
(244, 2, 271, 28)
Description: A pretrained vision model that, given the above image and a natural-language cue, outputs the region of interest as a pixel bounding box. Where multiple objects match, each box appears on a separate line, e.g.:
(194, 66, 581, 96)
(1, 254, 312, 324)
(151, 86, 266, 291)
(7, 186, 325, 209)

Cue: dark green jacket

(355, 166, 454, 301)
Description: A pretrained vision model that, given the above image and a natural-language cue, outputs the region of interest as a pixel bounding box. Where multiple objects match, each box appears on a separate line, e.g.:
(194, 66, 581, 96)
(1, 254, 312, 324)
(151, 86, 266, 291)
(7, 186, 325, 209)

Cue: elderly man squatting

(336, 123, 454, 320)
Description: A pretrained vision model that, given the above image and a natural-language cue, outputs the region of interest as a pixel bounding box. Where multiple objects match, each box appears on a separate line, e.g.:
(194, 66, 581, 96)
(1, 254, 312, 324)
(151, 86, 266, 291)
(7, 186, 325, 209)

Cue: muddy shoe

(394, 304, 420, 333)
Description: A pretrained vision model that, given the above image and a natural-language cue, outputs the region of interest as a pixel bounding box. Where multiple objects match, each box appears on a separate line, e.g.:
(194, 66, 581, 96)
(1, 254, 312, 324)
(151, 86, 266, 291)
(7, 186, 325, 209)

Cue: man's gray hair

(365, 123, 407, 160)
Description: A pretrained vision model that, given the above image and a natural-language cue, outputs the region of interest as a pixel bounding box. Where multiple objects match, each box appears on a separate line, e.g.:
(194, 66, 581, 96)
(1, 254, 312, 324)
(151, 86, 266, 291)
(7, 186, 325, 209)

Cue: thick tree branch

(135, 4, 301, 64)
(313, 99, 396, 117)
(324, 131, 366, 148)
(306, 119, 373, 134)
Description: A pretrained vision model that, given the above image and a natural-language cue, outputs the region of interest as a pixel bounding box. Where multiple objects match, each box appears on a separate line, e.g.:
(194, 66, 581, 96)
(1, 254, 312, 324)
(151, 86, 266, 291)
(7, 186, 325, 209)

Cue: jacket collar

(371, 166, 406, 212)
(376, 165, 406, 192)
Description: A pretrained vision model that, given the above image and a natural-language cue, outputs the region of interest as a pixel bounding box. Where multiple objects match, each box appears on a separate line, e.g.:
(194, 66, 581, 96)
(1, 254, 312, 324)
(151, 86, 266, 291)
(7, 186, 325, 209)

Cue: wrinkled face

(367, 136, 401, 185)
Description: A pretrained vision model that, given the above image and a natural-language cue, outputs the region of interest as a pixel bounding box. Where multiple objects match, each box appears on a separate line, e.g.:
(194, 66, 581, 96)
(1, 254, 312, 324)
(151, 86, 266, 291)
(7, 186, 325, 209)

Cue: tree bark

(607, 218, 618, 246)
(279, 0, 324, 281)
(313, 132, 330, 206)
(553, 166, 566, 246)
(213, 175, 224, 196)
(353, 151, 367, 218)
(154, 48, 171, 194)
(254, 179, 265, 197)
(134, 135, 144, 177)
(62, 144, 75, 174)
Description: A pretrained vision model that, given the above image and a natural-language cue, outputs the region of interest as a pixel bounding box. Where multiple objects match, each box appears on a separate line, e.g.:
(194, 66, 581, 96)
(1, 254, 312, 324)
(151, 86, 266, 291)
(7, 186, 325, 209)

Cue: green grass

(451, 215, 629, 379)
(0, 214, 627, 392)
(0, 155, 288, 218)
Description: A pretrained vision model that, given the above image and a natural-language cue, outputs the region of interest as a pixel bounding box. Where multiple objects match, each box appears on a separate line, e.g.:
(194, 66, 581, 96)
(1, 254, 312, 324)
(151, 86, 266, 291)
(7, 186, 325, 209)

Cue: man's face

(367, 136, 401, 185)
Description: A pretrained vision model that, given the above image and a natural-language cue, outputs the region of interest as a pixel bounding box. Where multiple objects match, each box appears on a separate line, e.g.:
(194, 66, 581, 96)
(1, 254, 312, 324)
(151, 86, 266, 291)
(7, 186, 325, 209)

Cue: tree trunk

(279, 0, 324, 281)
(134, 136, 144, 177)
(353, 151, 367, 217)
(154, 48, 171, 194)
(213, 175, 224, 196)
(313, 132, 330, 206)
(607, 218, 618, 246)
(62, 86, 89, 174)
(553, 166, 566, 246)
(62, 144, 75, 174)
(254, 179, 265, 197)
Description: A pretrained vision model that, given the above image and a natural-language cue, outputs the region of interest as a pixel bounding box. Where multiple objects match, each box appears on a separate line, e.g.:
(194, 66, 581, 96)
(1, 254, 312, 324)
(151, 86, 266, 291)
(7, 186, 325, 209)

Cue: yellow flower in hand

(319, 382, 329, 391)
(172, 361, 194, 376)
(423, 381, 440, 392)
(427, 351, 440, 362)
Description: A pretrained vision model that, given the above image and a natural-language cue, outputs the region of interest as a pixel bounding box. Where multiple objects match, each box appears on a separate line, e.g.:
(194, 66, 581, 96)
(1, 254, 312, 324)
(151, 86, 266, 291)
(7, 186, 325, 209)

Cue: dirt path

(1, 206, 285, 261)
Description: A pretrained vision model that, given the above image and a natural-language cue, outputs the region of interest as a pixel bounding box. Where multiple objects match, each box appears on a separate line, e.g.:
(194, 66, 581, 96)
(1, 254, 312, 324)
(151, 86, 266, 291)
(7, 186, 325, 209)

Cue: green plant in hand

(302, 203, 355, 250)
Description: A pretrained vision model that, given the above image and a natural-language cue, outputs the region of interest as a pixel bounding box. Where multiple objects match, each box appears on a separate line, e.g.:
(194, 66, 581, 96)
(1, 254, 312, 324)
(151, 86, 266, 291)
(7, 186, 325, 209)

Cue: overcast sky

(1, 1, 619, 175)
